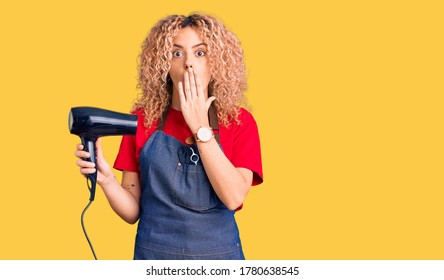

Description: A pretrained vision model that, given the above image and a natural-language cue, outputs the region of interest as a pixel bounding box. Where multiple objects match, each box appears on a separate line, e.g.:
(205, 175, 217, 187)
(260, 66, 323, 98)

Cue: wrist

(190, 121, 210, 135)
(194, 126, 214, 143)
(100, 174, 117, 189)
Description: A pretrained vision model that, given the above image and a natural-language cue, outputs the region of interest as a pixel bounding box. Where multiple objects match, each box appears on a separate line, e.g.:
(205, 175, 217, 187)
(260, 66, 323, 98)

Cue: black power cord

(81, 177, 98, 260)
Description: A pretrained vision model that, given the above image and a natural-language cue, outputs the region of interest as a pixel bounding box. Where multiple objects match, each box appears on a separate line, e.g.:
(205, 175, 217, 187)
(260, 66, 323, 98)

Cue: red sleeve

(231, 109, 263, 186)
(113, 134, 138, 172)
(113, 110, 150, 172)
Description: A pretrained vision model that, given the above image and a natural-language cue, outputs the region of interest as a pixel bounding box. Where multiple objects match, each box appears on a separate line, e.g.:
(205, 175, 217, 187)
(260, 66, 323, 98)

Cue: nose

(184, 55, 194, 70)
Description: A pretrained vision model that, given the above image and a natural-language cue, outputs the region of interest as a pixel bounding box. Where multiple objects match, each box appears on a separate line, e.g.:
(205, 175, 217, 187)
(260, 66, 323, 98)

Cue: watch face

(197, 127, 213, 142)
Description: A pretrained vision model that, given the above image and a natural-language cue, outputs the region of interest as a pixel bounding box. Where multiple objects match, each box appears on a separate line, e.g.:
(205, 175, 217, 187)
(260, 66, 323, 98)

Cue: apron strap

(156, 106, 169, 132)
(157, 104, 220, 144)
(209, 104, 220, 143)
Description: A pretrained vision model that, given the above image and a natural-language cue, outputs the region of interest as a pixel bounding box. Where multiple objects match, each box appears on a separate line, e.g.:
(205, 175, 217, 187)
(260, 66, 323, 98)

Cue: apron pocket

(172, 163, 220, 211)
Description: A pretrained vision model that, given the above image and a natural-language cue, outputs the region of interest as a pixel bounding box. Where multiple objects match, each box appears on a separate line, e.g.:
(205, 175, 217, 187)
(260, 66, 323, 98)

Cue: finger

(184, 71, 191, 101)
(75, 143, 90, 159)
(206, 96, 216, 110)
(178, 81, 187, 107)
(188, 67, 197, 98)
(76, 159, 95, 168)
(80, 168, 96, 175)
(194, 69, 204, 100)
(75, 150, 90, 159)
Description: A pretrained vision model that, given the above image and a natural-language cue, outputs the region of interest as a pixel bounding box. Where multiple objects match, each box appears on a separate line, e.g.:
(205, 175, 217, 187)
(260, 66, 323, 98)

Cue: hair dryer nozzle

(69, 107, 138, 138)
(69, 107, 137, 201)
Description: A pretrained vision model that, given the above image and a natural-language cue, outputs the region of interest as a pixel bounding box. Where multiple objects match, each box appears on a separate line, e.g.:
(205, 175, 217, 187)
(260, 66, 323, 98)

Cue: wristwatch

(194, 127, 214, 143)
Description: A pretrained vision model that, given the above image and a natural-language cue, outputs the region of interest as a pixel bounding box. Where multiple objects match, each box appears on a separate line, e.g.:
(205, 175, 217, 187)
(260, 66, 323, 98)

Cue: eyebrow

(173, 43, 207, 49)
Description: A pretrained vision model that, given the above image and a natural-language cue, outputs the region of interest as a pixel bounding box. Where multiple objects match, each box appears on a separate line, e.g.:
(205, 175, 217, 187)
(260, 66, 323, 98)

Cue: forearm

(197, 139, 252, 210)
(99, 176, 140, 224)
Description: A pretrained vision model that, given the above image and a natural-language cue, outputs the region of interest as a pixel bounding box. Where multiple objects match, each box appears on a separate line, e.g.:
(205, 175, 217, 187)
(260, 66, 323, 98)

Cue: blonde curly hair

(132, 13, 248, 128)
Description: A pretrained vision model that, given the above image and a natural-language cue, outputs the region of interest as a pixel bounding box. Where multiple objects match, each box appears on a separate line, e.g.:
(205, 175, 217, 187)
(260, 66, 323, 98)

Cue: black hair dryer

(68, 107, 137, 201)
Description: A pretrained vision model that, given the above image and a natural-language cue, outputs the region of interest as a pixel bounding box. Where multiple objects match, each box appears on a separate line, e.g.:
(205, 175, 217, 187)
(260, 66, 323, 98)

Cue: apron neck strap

(156, 106, 169, 132)
(157, 104, 220, 144)
(209, 105, 220, 143)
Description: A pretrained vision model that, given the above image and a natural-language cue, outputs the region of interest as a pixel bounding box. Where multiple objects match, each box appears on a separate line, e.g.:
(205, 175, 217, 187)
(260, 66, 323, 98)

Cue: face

(169, 27, 211, 97)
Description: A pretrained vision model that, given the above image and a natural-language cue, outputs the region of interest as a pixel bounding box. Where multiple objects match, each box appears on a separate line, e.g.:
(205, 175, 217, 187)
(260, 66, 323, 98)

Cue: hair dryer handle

(81, 136, 97, 201)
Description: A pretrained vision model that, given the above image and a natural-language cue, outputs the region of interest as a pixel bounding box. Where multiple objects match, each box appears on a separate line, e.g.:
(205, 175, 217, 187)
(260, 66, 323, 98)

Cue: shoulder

(132, 108, 160, 130)
(131, 108, 146, 120)
(220, 108, 258, 139)
(231, 108, 258, 132)
(131, 108, 158, 147)
(223, 107, 256, 128)
(238, 107, 256, 123)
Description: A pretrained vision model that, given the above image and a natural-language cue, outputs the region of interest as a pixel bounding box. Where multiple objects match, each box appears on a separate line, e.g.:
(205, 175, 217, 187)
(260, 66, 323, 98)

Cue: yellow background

(0, 0, 443, 259)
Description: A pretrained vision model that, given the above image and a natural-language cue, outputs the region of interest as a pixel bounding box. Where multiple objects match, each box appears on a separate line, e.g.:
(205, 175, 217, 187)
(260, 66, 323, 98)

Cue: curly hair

(132, 13, 248, 128)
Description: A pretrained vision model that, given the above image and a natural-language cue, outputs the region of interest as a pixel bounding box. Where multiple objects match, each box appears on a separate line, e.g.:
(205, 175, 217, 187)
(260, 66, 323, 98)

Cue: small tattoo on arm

(122, 184, 136, 190)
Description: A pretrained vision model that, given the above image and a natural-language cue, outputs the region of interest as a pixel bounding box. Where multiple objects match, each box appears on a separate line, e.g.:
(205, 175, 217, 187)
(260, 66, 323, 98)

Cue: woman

(75, 13, 263, 260)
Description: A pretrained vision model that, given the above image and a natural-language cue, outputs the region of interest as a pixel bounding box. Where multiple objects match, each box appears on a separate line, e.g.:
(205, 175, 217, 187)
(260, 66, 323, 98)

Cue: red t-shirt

(113, 107, 263, 186)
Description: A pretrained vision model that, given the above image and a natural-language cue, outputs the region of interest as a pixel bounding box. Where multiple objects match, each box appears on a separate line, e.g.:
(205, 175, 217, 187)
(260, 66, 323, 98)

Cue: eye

(196, 50, 205, 57)
(172, 51, 183, 58)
